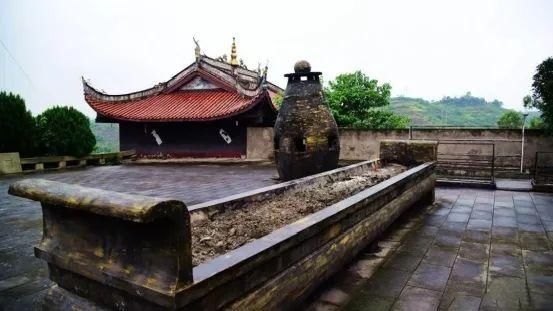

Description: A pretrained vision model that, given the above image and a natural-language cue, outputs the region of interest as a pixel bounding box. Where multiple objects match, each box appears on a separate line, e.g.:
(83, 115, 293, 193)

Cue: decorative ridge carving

(82, 54, 282, 103)
(82, 77, 167, 103)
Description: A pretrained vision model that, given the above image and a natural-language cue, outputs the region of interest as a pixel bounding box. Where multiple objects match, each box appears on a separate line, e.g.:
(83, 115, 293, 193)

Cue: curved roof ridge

(85, 89, 273, 122)
(82, 77, 168, 103)
(82, 56, 274, 103)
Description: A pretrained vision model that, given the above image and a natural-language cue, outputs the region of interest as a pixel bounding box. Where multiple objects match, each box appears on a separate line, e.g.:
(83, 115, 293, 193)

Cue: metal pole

(534, 151, 538, 182)
(491, 144, 495, 183)
(521, 113, 528, 173)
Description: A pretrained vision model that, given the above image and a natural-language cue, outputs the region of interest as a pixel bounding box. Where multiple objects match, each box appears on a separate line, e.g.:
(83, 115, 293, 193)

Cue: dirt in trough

(191, 164, 406, 266)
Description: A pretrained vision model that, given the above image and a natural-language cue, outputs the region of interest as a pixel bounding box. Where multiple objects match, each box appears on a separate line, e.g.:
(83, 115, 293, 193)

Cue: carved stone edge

(8, 178, 187, 223)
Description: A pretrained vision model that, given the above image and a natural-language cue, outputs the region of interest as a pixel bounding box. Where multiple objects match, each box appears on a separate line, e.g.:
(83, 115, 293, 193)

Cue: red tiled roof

(86, 91, 267, 122)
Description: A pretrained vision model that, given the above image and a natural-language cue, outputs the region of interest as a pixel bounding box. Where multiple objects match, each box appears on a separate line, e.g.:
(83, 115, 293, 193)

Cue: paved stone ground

(2, 165, 553, 311)
(309, 187, 553, 311)
(0, 164, 278, 310)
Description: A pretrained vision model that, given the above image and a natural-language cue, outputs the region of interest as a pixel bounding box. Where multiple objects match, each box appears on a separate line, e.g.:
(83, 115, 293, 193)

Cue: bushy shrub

(37, 106, 96, 157)
(497, 110, 523, 129)
(0, 91, 37, 156)
(528, 117, 545, 129)
(325, 71, 410, 129)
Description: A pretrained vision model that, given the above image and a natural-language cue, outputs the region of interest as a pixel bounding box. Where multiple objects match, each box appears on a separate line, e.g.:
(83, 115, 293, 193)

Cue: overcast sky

(1, 0, 552, 116)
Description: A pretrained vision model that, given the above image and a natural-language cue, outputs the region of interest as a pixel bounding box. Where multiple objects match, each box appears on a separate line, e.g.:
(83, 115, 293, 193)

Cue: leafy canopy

(497, 110, 523, 129)
(325, 71, 409, 129)
(0, 91, 37, 156)
(37, 106, 96, 157)
(526, 57, 553, 133)
(528, 117, 545, 129)
(272, 93, 283, 109)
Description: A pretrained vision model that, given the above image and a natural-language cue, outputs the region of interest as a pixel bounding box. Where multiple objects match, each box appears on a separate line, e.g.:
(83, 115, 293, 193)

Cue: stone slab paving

(2, 165, 553, 311)
(0, 164, 278, 310)
(309, 187, 553, 311)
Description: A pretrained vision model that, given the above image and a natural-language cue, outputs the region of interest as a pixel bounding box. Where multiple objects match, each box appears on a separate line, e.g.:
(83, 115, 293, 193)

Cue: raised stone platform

(2, 164, 553, 310)
(0, 164, 278, 310)
(8, 159, 435, 309)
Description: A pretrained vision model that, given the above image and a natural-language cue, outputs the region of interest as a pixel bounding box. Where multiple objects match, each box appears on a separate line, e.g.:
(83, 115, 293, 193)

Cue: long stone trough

(8, 141, 437, 310)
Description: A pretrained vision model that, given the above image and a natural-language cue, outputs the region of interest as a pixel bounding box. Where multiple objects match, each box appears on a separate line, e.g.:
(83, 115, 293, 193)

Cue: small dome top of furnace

(294, 60, 311, 73)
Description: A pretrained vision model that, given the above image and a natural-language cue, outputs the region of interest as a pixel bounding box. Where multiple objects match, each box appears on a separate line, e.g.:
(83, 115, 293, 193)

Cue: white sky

(1, 0, 552, 116)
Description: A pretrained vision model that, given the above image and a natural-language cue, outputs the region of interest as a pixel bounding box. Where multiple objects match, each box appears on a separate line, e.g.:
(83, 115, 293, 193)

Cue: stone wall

(246, 127, 275, 160)
(247, 127, 553, 171)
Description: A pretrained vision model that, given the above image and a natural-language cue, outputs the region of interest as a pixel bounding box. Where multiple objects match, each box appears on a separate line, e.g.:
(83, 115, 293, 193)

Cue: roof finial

(193, 36, 201, 62)
(230, 37, 239, 66)
(263, 60, 269, 77)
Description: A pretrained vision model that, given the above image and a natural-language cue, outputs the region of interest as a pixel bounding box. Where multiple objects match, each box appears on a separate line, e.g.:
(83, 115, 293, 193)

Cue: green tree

(528, 117, 545, 129)
(497, 110, 523, 129)
(37, 106, 96, 157)
(526, 57, 553, 133)
(272, 93, 283, 109)
(523, 95, 534, 108)
(325, 71, 409, 129)
(0, 91, 37, 156)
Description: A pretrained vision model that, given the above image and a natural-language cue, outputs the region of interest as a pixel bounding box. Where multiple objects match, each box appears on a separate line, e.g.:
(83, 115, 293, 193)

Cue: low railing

(436, 142, 495, 185)
(407, 126, 528, 179)
(19, 150, 135, 173)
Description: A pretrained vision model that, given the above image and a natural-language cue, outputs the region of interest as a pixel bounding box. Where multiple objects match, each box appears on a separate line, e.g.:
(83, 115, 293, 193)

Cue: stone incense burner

(274, 60, 340, 181)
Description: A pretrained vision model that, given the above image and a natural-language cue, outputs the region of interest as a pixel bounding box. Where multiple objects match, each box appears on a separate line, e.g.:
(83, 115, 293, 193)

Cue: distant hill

(91, 122, 119, 153)
(390, 94, 510, 127)
(88, 94, 539, 150)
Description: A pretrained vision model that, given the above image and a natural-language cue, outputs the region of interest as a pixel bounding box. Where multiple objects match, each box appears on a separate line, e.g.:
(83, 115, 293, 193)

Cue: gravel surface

(191, 164, 406, 265)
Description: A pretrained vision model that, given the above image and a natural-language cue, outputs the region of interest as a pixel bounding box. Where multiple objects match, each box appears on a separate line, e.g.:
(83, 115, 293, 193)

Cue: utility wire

(0, 38, 38, 91)
(0, 38, 59, 109)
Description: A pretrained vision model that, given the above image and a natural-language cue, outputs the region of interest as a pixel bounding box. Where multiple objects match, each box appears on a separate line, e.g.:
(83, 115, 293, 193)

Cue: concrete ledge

(227, 164, 435, 310)
(188, 159, 382, 213)
(0, 152, 22, 175)
(8, 179, 186, 222)
(12, 160, 435, 310)
(17, 150, 136, 174)
(495, 178, 532, 192)
(380, 140, 438, 166)
(127, 157, 272, 166)
(437, 178, 495, 189)
(8, 179, 193, 307)
(532, 181, 553, 193)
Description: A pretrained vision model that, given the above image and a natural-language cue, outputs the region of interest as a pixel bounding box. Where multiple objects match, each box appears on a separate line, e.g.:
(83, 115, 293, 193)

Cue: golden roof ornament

(230, 37, 239, 66)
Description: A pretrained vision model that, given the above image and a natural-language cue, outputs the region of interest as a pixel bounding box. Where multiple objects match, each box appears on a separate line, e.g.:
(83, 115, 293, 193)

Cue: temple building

(83, 38, 282, 158)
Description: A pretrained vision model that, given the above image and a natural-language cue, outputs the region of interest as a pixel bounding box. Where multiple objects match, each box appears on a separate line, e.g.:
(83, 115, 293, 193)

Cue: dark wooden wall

(120, 121, 247, 158)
